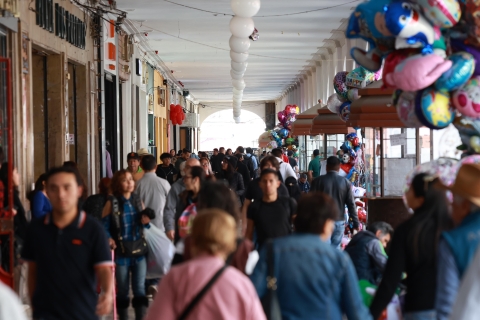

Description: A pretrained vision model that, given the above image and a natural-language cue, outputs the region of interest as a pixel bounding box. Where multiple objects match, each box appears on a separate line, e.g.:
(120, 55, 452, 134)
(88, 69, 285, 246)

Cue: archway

(200, 109, 266, 151)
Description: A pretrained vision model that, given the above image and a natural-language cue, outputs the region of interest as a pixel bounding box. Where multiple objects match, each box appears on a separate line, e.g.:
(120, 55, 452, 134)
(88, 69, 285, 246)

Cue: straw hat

(137, 148, 150, 157)
(442, 163, 480, 207)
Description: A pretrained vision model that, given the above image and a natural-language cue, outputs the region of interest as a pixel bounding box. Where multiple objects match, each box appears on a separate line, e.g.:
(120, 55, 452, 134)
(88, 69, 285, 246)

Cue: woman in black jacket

(215, 156, 245, 207)
(369, 173, 452, 319)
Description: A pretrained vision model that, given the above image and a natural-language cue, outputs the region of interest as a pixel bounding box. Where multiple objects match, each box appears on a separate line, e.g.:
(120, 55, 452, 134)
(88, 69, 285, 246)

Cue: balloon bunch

(326, 66, 381, 122)
(345, 0, 480, 131)
(169, 104, 185, 125)
(337, 133, 363, 183)
(265, 105, 300, 154)
(229, 0, 261, 121)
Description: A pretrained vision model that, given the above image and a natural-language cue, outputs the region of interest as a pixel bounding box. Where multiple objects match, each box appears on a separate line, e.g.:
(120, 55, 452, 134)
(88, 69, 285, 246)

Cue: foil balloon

(382, 49, 418, 88)
(334, 71, 350, 99)
(416, 0, 461, 28)
(294, 105, 300, 114)
(326, 93, 346, 113)
(347, 88, 361, 102)
(287, 113, 296, 123)
(435, 52, 475, 92)
(285, 137, 295, 145)
(278, 128, 289, 139)
(346, 67, 375, 88)
(277, 111, 286, 123)
(404, 158, 458, 195)
(450, 39, 480, 77)
(384, 2, 435, 53)
(415, 88, 455, 130)
(452, 76, 480, 119)
(459, 155, 480, 165)
(339, 101, 351, 122)
(386, 53, 452, 91)
(394, 90, 423, 128)
(346, 0, 395, 71)
(453, 115, 480, 155)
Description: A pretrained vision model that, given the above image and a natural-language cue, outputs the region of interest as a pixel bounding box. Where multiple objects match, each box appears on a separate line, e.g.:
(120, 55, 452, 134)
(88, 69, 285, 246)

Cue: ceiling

(117, 0, 356, 104)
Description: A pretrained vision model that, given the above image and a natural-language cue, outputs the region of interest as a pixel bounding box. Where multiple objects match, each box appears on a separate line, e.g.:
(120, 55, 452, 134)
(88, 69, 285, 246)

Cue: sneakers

(147, 285, 158, 300)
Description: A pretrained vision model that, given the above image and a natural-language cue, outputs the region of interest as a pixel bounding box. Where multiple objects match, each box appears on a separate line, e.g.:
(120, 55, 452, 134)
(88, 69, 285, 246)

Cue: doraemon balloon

(339, 101, 351, 122)
(415, 88, 455, 130)
(384, 2, 435, 54)
(435, 52, 475, 92)
(416, 0, 461, 29)
(452, 77, 480, 119)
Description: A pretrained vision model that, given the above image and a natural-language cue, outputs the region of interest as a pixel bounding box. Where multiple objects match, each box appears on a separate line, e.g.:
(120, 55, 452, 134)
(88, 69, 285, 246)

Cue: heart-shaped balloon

(277, 111, 286, 123)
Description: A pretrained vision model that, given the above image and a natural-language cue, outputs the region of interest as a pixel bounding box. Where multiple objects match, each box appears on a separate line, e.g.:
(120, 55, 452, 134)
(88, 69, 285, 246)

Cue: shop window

(326, 134, 344, 158)
(363, 128, 382, 197)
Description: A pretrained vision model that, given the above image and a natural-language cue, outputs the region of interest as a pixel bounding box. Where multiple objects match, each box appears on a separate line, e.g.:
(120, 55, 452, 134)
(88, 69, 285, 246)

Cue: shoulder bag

(111, 196, 148, 257)
(261, 240, 282, 320)
(178, 265, 227, 320)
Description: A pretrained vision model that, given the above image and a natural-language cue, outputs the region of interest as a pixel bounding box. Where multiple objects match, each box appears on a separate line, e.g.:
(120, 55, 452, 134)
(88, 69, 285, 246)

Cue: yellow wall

(154, 70, 167, 159)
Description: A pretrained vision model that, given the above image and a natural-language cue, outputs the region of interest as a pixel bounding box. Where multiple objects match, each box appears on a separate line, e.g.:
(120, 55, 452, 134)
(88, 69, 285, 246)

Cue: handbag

(178, 265, 227, 320)
(111, 196, 148, 257)
(261, 240, 282, 320)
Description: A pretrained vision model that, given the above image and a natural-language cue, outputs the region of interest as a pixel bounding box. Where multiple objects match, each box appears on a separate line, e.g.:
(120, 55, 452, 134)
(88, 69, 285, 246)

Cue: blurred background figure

(27, 173, 51, 219)
(83, 177, 111, 222)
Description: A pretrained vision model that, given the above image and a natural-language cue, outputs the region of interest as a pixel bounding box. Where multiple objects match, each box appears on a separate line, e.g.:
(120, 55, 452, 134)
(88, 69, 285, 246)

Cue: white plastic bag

(144, 224, 175, 279)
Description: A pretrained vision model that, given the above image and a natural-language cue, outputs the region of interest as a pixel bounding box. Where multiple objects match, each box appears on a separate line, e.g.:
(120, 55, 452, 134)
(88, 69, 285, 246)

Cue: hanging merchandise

(338, 101, 351, 122)
(434, 52, 475, 92)
(453, 116, 480, 155)
(346, 67, 375, 88)
(333, 71, 350, 99)
(452, 76, 480, 118)
(415, 88, 455, 130)
(393, 90, 423, 128)
(336, 132, 366, 189)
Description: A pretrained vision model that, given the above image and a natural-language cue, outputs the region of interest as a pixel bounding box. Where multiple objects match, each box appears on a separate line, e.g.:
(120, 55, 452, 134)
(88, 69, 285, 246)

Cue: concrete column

(303, 74, 309, 110)
(315, 62, 322, 104)
(311, 68, 317, 106)
(300, 79, 305, 112)
(307, 72, 313, 109)
(345, 39, 355, 71)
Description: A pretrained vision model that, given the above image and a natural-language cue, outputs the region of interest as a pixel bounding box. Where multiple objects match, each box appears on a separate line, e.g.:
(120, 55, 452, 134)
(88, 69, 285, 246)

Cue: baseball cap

(127, 152, 139, 160)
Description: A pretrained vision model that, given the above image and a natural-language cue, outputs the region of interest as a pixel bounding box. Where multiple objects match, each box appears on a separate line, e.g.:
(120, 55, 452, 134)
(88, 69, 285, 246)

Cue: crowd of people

(1, 145, 480, 320)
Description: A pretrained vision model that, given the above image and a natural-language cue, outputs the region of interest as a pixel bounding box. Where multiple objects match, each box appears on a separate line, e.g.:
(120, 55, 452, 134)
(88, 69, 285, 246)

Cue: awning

(291, 119, 313, 135)
(310, 107, 349, 134)
(296, 104, 323, 120)
(346, 81, 404, 128)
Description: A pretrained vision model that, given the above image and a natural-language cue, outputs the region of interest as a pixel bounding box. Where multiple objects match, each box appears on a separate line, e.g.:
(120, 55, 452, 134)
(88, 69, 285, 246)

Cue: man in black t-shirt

(156, 152, 179, 185)
(22, 166, 113, 320)
(246, 169, 297, 247)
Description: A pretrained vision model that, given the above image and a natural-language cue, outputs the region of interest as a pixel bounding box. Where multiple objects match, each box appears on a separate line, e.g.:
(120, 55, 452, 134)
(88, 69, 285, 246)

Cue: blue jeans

(330, 221, 345, 250)
(115, 257, 147, 304)
(404, 310, 436, 320)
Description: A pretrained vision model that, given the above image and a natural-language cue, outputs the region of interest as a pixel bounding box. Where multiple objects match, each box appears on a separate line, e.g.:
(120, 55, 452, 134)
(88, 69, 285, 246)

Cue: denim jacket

(250, 234, 372, 320)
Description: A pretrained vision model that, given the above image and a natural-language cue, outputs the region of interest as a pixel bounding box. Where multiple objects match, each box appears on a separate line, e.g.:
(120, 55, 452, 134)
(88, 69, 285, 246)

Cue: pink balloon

(278, 111, 286, 123)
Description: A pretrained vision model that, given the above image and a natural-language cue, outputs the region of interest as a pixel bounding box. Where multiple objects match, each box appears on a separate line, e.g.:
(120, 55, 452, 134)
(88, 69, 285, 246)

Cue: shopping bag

(359, 280, 403, 320)
(144, 224, 175, 279)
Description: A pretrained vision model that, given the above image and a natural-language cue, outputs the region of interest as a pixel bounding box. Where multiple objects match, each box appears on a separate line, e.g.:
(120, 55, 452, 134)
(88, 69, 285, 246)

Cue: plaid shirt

(103, 196, 144, 266)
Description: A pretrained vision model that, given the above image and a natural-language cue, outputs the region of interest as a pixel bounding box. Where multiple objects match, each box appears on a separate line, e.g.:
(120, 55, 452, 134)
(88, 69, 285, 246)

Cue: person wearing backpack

(236, 146, 255, 180)
(246, 169, 297, 249)
(245, 147, 259, 179)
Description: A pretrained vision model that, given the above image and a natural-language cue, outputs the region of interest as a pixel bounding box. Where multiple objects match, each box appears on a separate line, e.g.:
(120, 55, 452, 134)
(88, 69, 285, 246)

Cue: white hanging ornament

(229, 16, 255, 38)
(231, 70, 244, 80)
(230, 51, 249, 63)
(233, 88, 244, 95)
(229, 36, 250, 53)
(231, 0, 261, 18)
(231, 61, 248, 73)
(232, 79, 246, 90)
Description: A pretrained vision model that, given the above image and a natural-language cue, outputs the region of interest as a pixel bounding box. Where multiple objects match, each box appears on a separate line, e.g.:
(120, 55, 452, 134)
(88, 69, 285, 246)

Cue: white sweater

(0, 282, 27, 320)
(275, 157, 297, 181)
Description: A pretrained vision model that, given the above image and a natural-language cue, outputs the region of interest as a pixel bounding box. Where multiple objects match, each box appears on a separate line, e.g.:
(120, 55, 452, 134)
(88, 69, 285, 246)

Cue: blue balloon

(435, 52, 475, 92)
(415, 87, 455, 130)
(279, 128, 289, 139)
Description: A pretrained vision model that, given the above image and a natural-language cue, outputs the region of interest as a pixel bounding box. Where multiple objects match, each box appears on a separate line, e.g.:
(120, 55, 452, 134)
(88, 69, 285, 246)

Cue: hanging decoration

(229, 0, 261, 121)
(260, 104, 300, 156)
(344, 0, 480, 133)
(169, 104, 185, 126)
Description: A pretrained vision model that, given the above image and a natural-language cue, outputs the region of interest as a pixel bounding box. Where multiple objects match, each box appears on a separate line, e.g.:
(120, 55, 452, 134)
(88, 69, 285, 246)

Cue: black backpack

(244, 155, 256, 179)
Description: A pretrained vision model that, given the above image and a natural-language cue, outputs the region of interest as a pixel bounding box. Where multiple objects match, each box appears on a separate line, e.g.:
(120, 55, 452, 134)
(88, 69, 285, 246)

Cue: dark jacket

(345, 230, 387, 285)
(215, 171, 245, 207)
(236, 161, 251, 187)
(310, 171, 358, 227)
(211, 153, 225, 174)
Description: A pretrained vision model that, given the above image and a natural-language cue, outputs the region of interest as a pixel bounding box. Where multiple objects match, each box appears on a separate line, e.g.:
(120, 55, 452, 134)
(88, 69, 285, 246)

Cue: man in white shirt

(271, 148, 296, 181)
(136, 155, 171, 231)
